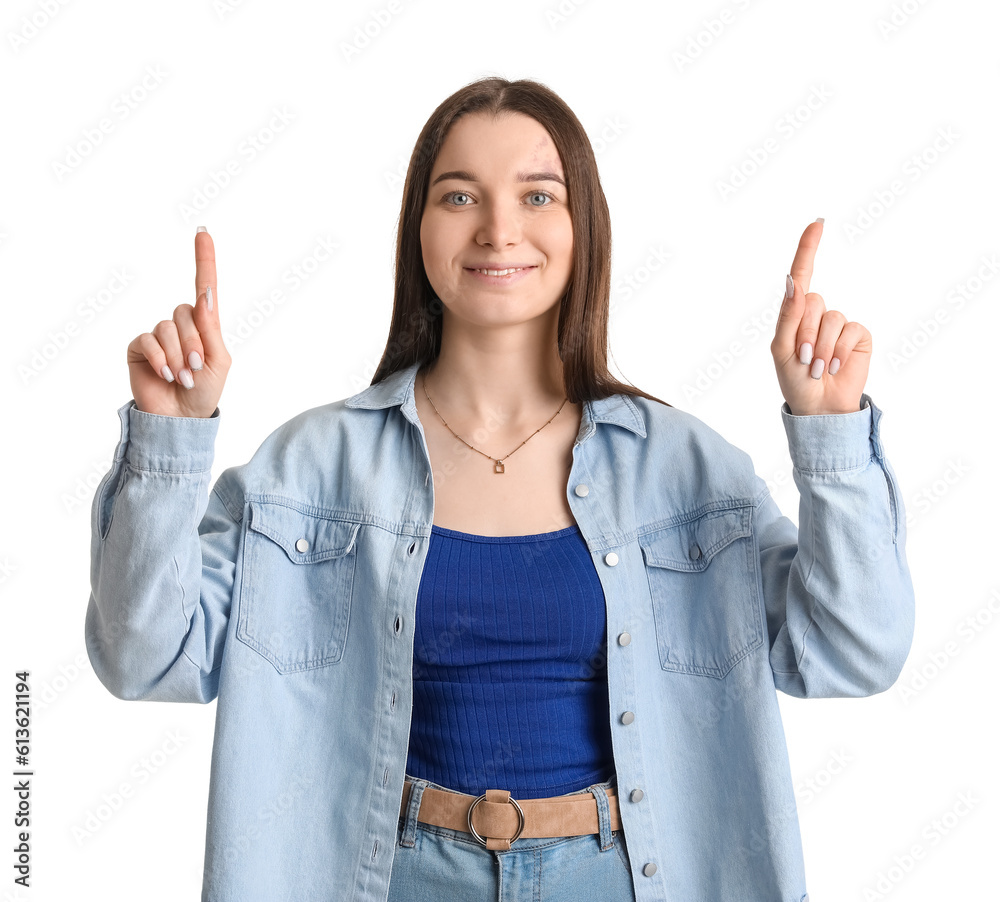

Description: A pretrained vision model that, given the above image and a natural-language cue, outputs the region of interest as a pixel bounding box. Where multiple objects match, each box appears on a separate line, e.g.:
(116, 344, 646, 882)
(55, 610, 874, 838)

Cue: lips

(463, 265, 537, 285)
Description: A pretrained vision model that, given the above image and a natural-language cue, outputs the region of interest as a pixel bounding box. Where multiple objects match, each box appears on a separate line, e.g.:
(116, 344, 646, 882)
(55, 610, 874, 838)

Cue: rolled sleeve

(756, 393, 914, 698)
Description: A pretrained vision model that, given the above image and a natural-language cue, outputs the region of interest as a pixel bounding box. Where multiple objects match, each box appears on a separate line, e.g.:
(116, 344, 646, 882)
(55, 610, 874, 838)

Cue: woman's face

(420, 111, 574, 331)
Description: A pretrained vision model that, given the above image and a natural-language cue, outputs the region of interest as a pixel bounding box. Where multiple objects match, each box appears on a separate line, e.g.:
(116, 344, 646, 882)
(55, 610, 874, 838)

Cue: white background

(2, 0, 997, 899)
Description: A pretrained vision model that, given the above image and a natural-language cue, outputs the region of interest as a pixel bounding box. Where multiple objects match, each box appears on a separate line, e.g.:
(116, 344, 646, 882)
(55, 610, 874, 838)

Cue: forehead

(432, 111, 564, 176)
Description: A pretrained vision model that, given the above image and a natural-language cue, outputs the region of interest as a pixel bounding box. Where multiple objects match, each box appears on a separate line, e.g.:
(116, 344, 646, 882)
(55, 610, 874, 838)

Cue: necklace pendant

(494, 459, 505, 474)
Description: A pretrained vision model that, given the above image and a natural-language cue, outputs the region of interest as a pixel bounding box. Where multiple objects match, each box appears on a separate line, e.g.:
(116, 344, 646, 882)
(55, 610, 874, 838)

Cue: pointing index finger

(195, 225, 217, 312)
(789, 218, 824, 297)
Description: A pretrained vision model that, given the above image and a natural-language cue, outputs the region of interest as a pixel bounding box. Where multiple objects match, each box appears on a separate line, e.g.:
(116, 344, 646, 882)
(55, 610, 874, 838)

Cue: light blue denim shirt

(86, 360, 914, 902)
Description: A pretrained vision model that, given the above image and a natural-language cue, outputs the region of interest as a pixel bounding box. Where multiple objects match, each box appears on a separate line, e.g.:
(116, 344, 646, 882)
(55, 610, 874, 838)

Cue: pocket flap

(640, 507, 750, 572)
(248, 501, 360, 563)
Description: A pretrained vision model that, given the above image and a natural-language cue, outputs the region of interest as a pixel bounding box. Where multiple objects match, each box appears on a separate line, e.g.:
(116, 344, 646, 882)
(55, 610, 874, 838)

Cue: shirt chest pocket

(236, 500, 361, 674)
(639, 505, 763, 679)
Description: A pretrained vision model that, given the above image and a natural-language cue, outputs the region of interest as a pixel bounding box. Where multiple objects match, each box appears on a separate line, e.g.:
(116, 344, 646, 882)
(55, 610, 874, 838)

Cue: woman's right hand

(127, 227, 231, 418)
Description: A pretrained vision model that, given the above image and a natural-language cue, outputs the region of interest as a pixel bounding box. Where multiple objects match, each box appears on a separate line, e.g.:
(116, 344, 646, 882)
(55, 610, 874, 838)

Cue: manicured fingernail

(810, 358, 825, 379)
(188, 351, 203, 371)
(197, 226, 207, 233)
(785, 274, 794, 300)
(161, 365, 174, 382)
(815, 217, 825, 224)
(799, 342, 813, 365)
(178, 369, 195, 389)
(828, 357, 841, 375)
(206, 285, 213, 312)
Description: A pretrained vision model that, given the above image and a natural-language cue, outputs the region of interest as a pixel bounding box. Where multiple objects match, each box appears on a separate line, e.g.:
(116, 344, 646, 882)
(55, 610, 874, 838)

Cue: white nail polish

(161, 365, 174, 382)
(810, 358, 825, 379)
(188, 350, 203, 371)
(206, 286, 213, 312)
(179, 369, 195, 390)
(197, 226, 207, 233)
(828, 357, 841, 375)
(799, 342, 813, 365)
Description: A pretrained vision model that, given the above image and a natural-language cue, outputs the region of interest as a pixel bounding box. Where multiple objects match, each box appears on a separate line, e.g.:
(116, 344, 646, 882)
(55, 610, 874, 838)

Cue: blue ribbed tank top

(405, 522, 616, 799)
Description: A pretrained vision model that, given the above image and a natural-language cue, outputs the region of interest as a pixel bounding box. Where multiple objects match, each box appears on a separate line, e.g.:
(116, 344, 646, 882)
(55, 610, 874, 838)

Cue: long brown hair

(370, 76, 671, 408)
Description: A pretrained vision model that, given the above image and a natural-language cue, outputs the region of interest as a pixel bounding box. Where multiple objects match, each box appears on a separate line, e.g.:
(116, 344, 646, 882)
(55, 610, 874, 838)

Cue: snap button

(574, 484, 589, 497)
(630, 788, 644, 802)
(295, 538, 309, 553)
(643, 862, 657, 877)
(689, 543, 702, 561)
(618, 632, 631, 647)
(621, 711, 635, 725)
(604, 552, 619, 566)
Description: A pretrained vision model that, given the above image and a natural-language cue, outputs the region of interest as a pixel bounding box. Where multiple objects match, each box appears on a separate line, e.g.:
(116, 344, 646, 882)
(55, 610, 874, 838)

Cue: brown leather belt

(399, 782, 621, 851)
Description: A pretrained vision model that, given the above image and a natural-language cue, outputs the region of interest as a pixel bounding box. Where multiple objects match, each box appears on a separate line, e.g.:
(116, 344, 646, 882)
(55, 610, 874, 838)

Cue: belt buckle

(467, 791, 526, 847)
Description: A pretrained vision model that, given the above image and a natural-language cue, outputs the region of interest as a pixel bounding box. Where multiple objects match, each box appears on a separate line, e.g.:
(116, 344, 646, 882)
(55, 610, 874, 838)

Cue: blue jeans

(388, 772, 637, 901)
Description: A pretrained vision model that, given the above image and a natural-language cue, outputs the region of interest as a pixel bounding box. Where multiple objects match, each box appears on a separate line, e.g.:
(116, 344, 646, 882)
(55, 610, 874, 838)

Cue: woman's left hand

(770, 219, 872, 416)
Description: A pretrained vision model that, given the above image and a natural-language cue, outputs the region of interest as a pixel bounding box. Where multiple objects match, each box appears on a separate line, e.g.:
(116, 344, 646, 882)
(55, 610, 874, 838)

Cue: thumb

(771, 274, 803, 362)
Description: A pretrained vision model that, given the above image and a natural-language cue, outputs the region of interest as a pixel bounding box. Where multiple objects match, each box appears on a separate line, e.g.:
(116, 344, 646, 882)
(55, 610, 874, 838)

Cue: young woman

(87, 77, 914, 902)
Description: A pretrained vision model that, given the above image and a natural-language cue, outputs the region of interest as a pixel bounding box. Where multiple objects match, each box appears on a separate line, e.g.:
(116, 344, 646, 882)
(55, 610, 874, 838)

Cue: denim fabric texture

(86, 360, 914, 901)
(388, 772, 636, 901)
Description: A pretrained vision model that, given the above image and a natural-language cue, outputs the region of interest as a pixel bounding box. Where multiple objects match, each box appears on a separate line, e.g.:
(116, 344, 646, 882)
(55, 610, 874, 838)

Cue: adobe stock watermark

(61, 455, 114, 515)
(411, 611, 477, 680)
(610, 245, 671, 313)
(51, 65, 168, 182)
(545, 0, 589, 29)
(51, 64, 168, 182)
(34, 651, 90, 714)
(844, 126, 959, 244)
(740, 749, 855, 861)
(861, 790, 980, 899)
(795, 749, 853, 807)
(223, 235, 338, 348)
(178, 106, 296, 224)
(886, 253, 998, 371)
(340, 0, 404, 62)
(680, 290, 783, 403)
(717, 84, 834, 201)
(590, 115, 627, 158)
(381, 114, 625, 191)
(71, 730, 189, 845)
(7, 0, 71, 54)
(213, 0, 250, 20)
(865, 456, 971, 564)
(202, 773, 314, 881)
(0, 556, 16, 588)
(759, 459, 794, 499)
(18, 268, 134, 386)
(876, 0, 933, 40)
(672, 0, 756, 72)
(896, 587, 999, 706)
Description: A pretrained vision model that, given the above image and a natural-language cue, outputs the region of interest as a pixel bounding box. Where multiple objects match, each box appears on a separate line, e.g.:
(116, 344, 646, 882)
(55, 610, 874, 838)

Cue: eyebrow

(430, 169, 566, 188)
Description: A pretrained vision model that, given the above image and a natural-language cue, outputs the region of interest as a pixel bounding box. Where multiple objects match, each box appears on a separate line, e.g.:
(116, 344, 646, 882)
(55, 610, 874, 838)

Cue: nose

(475, 199, 522, 250)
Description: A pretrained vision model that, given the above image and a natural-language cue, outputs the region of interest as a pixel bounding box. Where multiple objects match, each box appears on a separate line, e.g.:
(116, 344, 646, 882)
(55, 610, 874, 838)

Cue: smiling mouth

(465, 266, 536, 277)
(476, 268, 521, 276)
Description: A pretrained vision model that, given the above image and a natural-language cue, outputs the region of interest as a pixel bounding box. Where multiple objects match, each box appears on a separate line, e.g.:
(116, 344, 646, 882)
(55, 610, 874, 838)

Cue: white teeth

(476, 267, 523, 276)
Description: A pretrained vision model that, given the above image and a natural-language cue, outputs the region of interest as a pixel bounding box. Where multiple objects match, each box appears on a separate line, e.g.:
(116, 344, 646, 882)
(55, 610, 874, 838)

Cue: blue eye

(528, 192, 553, 206)
(444, 192, 471, 206)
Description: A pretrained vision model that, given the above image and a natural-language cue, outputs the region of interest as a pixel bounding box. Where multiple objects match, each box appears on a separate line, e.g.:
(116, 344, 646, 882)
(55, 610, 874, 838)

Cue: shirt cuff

(780, 393, 885, 472)
(117, 399, 220, 473)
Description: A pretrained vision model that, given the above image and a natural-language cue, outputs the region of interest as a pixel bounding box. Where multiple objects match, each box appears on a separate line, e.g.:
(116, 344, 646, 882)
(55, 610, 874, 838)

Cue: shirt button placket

(576, 481, 650, 862)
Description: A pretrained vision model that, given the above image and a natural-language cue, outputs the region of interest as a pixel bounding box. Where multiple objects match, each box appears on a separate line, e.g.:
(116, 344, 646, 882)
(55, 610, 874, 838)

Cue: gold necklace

(421, 369, 569, 474)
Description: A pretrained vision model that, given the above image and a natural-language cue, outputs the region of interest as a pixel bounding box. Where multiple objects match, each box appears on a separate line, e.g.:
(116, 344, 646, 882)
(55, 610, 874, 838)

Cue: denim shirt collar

(345, 360, 648, 443)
